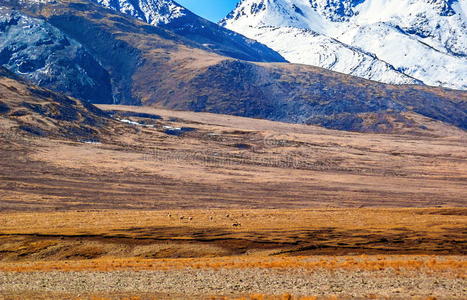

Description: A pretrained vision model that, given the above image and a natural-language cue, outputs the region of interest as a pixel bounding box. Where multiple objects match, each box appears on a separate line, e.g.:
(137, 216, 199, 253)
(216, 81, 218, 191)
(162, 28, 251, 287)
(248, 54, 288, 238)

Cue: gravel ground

(0, 268, 465, 299)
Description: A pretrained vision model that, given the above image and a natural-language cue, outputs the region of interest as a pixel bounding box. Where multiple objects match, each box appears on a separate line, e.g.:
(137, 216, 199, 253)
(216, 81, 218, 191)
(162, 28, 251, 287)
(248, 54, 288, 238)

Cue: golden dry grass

(0, 208, 465, 262)
(0, 255, 465, 274)
(1, 208, 465, 235)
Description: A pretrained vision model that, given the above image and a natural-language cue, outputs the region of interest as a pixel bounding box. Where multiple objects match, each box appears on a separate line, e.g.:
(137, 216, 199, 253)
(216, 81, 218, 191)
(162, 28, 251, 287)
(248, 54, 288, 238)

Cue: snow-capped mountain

(92, 0, 186, 25)
(221, 0, 467, 90)
(89, 0, 286, 63)
(1, 0, 466, 133)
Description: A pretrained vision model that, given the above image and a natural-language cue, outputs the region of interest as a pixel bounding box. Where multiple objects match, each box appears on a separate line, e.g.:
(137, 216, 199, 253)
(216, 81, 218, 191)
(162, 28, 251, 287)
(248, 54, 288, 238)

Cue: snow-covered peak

(222, 0, 467, 90)
(223, 0, 464, 31)
(92, 0, 186, 25)
(346, 0, 467, 56)
(221, 0, 329, 33)
(352, 0, 459, 23)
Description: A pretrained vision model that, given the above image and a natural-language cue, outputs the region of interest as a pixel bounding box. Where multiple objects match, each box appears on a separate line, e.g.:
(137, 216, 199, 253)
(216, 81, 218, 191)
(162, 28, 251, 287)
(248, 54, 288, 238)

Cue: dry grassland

(1, 105, 466, 211)
(0, 255, 465, 273)
(0, 106, 466, 299)
(0, 208, 465, 261)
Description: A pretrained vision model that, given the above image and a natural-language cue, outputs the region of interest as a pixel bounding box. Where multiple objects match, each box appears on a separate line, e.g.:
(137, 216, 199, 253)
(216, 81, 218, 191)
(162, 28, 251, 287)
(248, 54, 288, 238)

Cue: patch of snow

(119, 118, 143, 126)
(163, 125, 181, 130)
(82, 140, 102, 144)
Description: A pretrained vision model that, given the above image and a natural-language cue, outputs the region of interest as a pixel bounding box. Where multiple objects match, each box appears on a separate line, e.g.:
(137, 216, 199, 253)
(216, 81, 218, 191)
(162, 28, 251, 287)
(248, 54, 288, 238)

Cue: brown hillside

(0, 67, 111, 140)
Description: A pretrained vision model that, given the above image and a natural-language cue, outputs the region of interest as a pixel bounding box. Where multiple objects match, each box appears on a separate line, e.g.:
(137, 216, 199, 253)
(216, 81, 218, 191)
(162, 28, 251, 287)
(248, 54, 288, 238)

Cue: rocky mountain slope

(221, 0, 467, 90)
(0, 7, 114, 104)
(0, 0, 465, 133)
(89, 0, 286, 63)
(0, 66, 111, 139)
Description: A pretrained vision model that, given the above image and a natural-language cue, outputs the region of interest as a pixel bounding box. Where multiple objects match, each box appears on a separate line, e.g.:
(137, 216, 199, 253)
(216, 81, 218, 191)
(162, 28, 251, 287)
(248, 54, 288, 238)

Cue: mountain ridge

(89, 0, 287, 63)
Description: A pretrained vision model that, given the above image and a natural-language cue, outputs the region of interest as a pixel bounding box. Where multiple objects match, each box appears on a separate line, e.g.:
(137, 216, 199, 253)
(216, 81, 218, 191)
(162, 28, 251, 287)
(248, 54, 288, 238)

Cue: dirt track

(0, 267, 465, 299)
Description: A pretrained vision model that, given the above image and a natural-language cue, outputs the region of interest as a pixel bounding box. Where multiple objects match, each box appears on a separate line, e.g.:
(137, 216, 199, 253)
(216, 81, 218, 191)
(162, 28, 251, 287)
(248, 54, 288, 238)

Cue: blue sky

(176, 0, 239, 22)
